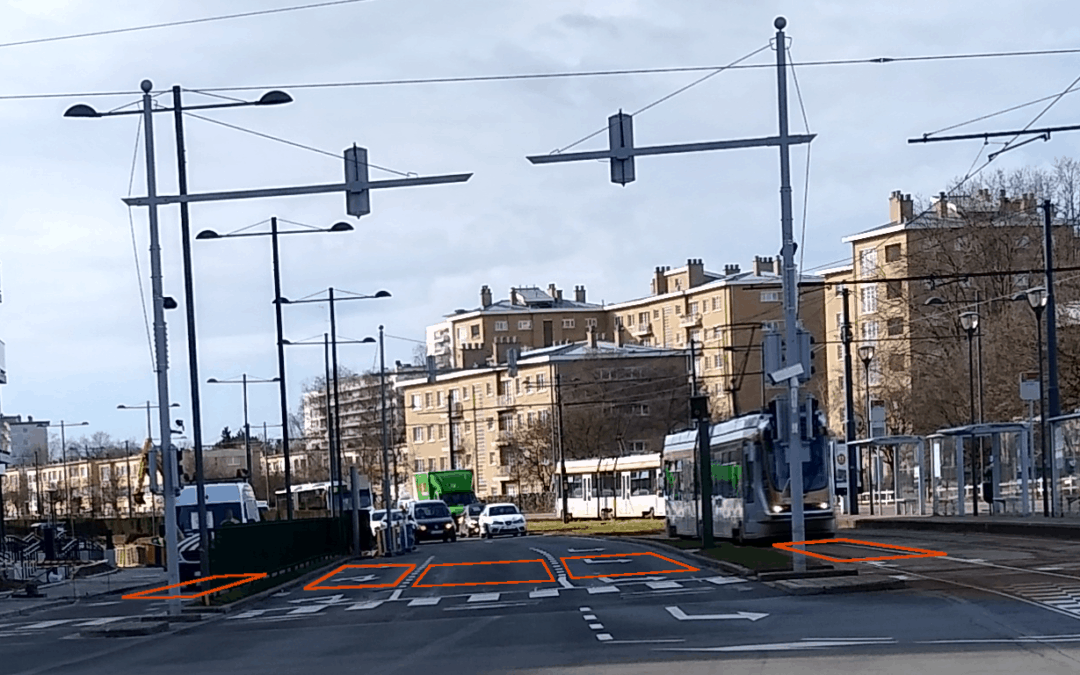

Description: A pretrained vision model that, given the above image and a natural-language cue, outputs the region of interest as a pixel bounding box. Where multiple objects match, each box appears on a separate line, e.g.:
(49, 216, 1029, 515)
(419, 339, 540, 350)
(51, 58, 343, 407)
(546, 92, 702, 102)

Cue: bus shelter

(1049, 411, 1080, 516)
(848, 436, 926, 516)
(930, 423, 1033, 517)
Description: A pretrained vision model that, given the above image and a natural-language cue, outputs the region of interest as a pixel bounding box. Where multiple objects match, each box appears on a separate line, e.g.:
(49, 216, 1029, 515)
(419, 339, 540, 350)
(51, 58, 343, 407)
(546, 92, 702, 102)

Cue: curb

(81, 620, 169, 638)
(851, 518, 1080, 540)
(0, 598, 72, 620)
(606, 536, 756, 577)
(198, 555, 358, 614)
(764, 576, 906, 596)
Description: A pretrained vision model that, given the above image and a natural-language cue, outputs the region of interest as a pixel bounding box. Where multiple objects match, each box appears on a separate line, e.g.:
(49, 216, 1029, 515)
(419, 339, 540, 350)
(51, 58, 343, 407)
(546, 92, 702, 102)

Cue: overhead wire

(124, 116, 154, 372)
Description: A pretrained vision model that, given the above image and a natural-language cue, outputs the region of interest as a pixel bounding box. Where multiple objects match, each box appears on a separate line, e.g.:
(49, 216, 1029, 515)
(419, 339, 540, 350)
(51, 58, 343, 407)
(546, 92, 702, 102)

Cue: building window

(524, 378, 532, 394)
(585, 318, 597, 328)
(886, 280, 903, 299)
(885, 243, 902, 263)
(457, 327, 467, 341)
(859, 248, 878, 277)
(835, 312, 843, 330)
(713, 354, 723, 369)
(411, 394, 421, 410)
(413, 427, 423, 443)
(428, 458, 435, 471)
(436, 391, 444, 406)
(527, 412, 535, 425)
(415, 459, 423, 472)
(470, 324, 480, 338)
(495, 320, 508, 332)
(489, 452, 496, 465)
(689, 329, 701, 343)
(653, 309, 660, 319)
(536, 374, 546, 391)
(762, 320, 780, 332)
(860, 285, 878, 314)
(427, 425, 435, 442)
(628, 441, 647, 453)
(518, 320, 532, 330)
(562, 318, 575, 329)
(514, 378, 521, 395)
(887, 318, 904, 336)
(712, 326, 723, 340)
(424, 392, 432, 408)
(638, 312, 649, 326)
(438, 424, 446, 440)
(625, 314, 634, 326)
(760, 291, 780, 303)
(486, 382, 493, 396)
(439, 457, 447, 471)
(689, 302, 699, 316)
(861, 320, 879, 341)
(487, 418, 495, 431)
(712, 297, 721, 311)
(462, 386, 469, 401)
(674, 305, 682, 315)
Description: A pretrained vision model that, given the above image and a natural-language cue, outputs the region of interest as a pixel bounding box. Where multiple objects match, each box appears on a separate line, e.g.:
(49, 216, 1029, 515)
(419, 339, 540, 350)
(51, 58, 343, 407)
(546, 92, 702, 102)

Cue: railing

(679, 314, 701, 328)
(631, 323, 652, 337)
(496, 395, 515, 408)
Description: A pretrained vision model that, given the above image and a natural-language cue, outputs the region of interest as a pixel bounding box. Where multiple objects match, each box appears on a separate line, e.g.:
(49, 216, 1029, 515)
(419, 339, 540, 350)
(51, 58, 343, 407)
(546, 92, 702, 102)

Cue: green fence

(209, 515, 366, 575)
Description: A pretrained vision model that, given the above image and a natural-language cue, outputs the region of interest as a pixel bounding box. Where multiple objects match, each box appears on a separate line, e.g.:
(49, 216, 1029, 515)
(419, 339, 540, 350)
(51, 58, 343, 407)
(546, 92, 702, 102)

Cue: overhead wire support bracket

(908, 122, 1080, 144)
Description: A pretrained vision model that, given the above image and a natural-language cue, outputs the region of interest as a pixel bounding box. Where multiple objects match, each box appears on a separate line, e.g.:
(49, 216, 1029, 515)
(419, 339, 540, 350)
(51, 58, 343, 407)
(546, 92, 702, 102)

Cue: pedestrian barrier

(114, 544, 141, 568)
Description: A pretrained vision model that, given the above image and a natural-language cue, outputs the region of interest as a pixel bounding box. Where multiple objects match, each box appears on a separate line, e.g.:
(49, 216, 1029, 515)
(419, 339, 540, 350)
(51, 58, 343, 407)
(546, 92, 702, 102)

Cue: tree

(220, 427, 233, 444)
(501, 418, 556, 493)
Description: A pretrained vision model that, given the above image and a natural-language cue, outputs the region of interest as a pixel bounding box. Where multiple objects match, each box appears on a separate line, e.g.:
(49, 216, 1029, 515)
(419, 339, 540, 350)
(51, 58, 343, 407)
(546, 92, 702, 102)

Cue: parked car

(460, 501, 485, 537)
(369, 508, 408, 537)
(409, 500, 457, 543)
(479, 503, 527, 538)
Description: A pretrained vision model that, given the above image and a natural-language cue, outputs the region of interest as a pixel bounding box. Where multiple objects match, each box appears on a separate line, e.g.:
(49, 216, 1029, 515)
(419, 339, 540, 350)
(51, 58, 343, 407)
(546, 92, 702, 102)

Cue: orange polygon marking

(304, 563, 416, 591)
(122, 573, 267, 600)
(559, 552, 698, 579)
(772, 538, 947, 563)
(412, 559, 556, 587)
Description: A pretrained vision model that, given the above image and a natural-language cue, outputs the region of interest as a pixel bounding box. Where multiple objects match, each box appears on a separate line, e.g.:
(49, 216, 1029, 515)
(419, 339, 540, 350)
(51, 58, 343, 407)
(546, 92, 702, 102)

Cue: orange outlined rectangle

(772, 537, 947, 563)
(413, 559, 556, 587)
(304, 563, 416, 591)
(123, 573, 267, 600)
(560, 552, 699, 579)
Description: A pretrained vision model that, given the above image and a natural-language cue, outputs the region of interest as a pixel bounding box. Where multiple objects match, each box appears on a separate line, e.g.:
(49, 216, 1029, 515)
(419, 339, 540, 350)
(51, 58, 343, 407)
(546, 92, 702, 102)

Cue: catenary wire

(125, 116, 154, 372)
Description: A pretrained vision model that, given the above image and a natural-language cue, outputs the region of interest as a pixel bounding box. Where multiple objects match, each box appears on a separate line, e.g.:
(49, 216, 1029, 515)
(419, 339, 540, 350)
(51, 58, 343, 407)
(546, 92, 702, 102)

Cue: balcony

(495, 394, 515, 409)
(631, 322, 652, 337)
(679, 314, 702, 328)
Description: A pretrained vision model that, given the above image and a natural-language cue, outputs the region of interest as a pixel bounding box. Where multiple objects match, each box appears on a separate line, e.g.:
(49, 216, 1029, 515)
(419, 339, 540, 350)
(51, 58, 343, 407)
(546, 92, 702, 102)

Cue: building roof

(606, 269, 823, 312)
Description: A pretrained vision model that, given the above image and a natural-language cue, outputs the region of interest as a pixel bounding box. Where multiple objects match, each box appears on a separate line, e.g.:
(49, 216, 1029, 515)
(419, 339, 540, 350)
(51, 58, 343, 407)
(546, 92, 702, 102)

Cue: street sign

(834, 443, 849, 490)
(1020, 371, 1040, 401)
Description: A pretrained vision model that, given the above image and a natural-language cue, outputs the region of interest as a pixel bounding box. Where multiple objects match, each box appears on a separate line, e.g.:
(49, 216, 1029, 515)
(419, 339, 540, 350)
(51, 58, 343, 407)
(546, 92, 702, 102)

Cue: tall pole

(329, 288, 345, 514)
(379, 326, 393, 554)
(145, 401, 152, 442)
(966, 328, 977, 517)
(60, 423, 70, 531)
(271, 216, 294, 520)
(863, 359, 874, 516)
(841, 287, 858, 515)
(1036, 307, 1049, 517)
(1043, 200, 1061, 515)
(171, 85, 210, 584)
(242, 374, 252, 483)
(125, 441, 134, 520)
(556, 371, 568, 523)
(324, 333, 337, 518)
(448, 395, 456, 470)
(142, 80, 181, 615)
(775, 18, 806, 572)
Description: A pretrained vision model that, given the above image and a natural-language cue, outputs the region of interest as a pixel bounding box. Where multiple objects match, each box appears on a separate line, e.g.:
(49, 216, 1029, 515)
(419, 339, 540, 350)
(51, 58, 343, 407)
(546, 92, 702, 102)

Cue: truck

(414, 470, 476, 525)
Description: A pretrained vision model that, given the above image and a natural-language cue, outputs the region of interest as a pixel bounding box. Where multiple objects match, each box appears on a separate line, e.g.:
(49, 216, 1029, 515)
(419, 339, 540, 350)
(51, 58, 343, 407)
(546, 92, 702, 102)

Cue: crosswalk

(1004, 582, 1080, 616)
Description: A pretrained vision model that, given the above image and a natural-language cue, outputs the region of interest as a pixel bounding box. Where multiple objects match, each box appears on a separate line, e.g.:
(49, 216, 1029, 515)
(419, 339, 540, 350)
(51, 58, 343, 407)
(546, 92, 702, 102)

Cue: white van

(176, 482, 260, 580)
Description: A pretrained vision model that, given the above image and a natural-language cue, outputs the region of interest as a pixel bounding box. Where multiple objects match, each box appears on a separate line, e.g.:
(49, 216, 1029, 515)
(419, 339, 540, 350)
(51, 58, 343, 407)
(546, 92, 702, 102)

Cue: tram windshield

(766, 434, 828, 493)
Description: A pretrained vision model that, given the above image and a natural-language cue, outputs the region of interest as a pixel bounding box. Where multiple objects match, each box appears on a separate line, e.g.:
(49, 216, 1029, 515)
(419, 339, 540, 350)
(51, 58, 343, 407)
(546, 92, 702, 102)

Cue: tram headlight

(770, 505, 783, 514)
(817, 502, 829, 510)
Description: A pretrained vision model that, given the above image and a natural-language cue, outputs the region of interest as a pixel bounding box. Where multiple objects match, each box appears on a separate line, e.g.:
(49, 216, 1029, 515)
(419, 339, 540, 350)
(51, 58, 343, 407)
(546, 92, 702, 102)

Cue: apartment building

(400, 333, 690, 497)
(427, 284, 611, 369)
(607, 258, 828, 419)
(1, 415, 49, 466)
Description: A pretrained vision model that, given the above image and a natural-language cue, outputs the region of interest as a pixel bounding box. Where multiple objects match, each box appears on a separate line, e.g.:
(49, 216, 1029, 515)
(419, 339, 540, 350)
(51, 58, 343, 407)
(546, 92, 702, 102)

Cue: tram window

(567, 475, 584, 499)
(714, 464, 741, 499)
(664, 461, 683, 500)
(599, 473, 616, 497)
(630, 470, 654, 496)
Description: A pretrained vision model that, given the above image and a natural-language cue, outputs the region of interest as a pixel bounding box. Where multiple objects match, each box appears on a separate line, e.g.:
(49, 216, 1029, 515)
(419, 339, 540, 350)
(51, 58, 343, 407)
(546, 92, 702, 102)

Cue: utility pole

(690, 341, 713, 548)
(841, 286, 858, 514)
(1043, 200, 1061, 516)
(324, 334, 336, 518)
(528, 17, 813, 570)
(555, 371, 568, 523)
(448, 395, 456, 471)
(379, 326, 394, 554)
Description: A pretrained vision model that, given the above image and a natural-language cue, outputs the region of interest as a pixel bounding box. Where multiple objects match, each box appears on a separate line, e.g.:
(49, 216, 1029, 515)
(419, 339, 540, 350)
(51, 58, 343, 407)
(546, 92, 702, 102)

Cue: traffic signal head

(344, 145, 371, 217)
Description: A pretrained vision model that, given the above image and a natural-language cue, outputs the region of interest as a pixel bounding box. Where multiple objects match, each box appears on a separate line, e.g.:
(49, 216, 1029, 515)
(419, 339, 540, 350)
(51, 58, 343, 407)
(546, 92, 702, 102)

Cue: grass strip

(528, 518, 665, 536)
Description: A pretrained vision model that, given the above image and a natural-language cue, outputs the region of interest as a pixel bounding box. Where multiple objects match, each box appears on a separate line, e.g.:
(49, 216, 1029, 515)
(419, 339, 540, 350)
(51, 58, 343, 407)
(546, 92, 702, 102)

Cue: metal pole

(775, 17, 805, 572)
(171, 85, 210, 584)
(1043, 200, 1061, 515)
(145, 401, 152, 442)
(126, 441, 134, 520)
(556, 370, 569, 523)
(863, 360, 874, 516)
(324, 334, 336, 518)
(967, 329, 977, 517)
(271, 216, 294, 521)
(329, 288, 345, 516)
(60, 423, 71, 532)
(448, 395, 456, 470)
(242, 374, 252, 483)
(841, 286, 858, 514)
(1036, 307, 1049, 517)
(379, 326, 393, 554)
(351, 465, 361, 556)
(141, 80, 180, 615)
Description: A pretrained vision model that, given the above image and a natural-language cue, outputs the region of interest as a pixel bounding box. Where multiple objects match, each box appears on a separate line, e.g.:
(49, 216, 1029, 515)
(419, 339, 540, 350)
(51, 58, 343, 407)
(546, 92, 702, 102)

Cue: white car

(479, 503, 527, 538)
(369, 509, 408, 537)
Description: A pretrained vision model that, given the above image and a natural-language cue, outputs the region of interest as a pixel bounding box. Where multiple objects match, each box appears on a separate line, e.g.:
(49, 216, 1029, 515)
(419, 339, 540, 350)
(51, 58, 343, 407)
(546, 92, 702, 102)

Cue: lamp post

(379, 325, 393, 553)
(1018, 287, 1051, 517)
(207, 376, 279, 485)
(959, 311, 980, 516)
(857, 345, 875, 515)
(196, 218, 355, 518)
(46, 421, 88, 537)
(278, 288, 390, 515)
(118, 402, 181, 442)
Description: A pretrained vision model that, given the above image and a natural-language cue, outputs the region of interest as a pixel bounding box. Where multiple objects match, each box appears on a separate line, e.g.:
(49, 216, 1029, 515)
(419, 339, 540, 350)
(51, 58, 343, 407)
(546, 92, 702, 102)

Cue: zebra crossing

(1004, 582, 1080, 617)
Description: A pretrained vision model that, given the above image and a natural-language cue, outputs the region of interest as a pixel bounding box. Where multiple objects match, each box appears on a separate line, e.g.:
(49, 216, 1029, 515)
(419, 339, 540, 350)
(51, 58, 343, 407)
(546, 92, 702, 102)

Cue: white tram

(553, 453, 665, 520)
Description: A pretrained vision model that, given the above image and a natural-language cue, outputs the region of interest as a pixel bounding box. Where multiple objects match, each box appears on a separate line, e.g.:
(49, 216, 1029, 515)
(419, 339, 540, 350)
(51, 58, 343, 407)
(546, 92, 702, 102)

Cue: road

(5, 529, 1080, 674)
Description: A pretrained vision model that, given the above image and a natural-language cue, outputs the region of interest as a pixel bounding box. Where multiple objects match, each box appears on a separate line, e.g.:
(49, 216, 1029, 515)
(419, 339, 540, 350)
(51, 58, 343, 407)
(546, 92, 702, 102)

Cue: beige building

(606, 258, 828, 419)
(400, 335, 690, 497)
(427, 284, 611, 369)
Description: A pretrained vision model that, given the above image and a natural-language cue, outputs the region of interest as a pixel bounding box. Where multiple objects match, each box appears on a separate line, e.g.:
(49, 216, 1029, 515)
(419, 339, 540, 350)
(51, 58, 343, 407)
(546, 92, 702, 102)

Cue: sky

(2, 0, 1080, 451)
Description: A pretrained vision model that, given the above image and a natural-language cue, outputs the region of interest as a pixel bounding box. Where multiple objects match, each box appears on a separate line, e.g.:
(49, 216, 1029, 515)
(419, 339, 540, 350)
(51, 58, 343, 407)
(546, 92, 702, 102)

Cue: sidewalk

(839, 512, 1080, 539)
(0, 566, 168, 618)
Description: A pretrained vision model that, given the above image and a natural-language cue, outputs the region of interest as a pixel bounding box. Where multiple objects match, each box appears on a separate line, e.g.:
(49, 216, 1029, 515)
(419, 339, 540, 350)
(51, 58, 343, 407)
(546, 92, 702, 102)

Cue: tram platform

(838, 513, 1080, 540)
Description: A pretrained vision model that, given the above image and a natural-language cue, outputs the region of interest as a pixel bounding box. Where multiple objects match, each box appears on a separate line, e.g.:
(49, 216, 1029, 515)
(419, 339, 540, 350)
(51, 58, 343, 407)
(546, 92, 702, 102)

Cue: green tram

(663, 406, 836, 542)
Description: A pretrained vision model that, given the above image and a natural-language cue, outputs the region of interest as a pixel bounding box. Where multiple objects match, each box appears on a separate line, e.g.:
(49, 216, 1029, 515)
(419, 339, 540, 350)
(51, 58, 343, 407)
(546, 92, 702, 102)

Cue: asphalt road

(5, 529, 1080, 674)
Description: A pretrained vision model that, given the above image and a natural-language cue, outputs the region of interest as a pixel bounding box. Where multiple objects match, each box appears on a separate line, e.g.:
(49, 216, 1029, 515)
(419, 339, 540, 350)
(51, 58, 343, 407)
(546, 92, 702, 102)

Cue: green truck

(414, 470, 477, 522)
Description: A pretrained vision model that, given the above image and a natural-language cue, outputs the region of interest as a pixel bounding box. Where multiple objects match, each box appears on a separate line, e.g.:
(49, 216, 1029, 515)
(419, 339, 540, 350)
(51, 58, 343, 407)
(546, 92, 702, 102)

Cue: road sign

(1020, 371, 1040, 401)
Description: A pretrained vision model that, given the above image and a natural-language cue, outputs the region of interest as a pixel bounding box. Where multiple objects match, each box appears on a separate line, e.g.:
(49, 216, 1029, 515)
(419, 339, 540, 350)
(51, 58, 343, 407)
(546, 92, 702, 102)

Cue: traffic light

(797, 327, 814, 383)
(344, 145, 371, 217)
(607, 112, 635, 185)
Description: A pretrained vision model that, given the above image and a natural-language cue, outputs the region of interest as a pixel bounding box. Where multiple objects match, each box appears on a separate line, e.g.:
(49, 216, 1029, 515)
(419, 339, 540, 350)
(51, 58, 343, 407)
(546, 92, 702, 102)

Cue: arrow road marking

(289, 594, 344, 605)
(583, 558, 630, 564)
(568, 548, 605, 553)
(346, 601, 383, 611)
(288, 604, 330, 615)
(338, 574, 379, 584)
(665, 606, 768, 622)
(705, 576, 748, 585)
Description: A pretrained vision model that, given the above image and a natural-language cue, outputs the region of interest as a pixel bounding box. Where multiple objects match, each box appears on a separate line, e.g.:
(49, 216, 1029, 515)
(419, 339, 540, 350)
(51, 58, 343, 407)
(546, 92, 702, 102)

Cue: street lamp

(279, 288, 390, 511)
(857, 344, 875, 515)
(959, 311, 980, 516)
(196, 217, 355, 520)
(46, 420, 88, 537)
(67, 82, 293, 602)
(117, 401, 181, 441)
(1017, 287, 1051, 517)
(207, 376, 279, 492)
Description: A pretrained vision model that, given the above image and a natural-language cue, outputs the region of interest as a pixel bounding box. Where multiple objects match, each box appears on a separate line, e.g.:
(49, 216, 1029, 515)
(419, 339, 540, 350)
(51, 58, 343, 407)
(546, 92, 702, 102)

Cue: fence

(209, 515, 363, 576)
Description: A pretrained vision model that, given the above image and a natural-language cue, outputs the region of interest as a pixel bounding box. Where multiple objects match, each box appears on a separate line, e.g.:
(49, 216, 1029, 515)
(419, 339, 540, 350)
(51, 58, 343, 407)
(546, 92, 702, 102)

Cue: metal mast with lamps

(1018, 287, 1050, 516)
(959, 311, 980, 516)
(857, 345, 875, 515)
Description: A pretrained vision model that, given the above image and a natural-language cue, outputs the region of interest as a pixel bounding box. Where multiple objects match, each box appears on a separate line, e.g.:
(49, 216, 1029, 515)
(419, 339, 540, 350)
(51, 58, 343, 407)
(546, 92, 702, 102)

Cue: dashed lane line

(468, 593, 500, 603)
(529, 588, 559, 599)
(587, 586, 619, 595)
(407, 597, 441, 607)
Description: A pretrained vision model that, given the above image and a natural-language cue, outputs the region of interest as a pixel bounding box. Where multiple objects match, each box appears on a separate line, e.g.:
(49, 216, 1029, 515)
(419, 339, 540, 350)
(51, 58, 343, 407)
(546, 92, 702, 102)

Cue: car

(409, 500, 457, 543)
(369, 508, 408, 537)
(460, 501, 485, 537)
(479, 503, 527, 538)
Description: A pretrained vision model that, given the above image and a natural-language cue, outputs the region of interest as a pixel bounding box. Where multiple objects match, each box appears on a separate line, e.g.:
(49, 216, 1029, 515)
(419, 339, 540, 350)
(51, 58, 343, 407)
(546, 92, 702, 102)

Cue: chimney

(752, 256, 774, 276)
(773, 257, 782, 275)
(936, 191, 949, 218)
(547, 283, 558, 300)
(687, 258, 706, 288)
(651, 267, 668, 295)
(586, 325, 598, 349)
(509, 288, 520, 306)
(889, 190, 914, 223)
(480, 285, 492, 308)
(574, 285, 586, 303)
(723, 263, 741, 276)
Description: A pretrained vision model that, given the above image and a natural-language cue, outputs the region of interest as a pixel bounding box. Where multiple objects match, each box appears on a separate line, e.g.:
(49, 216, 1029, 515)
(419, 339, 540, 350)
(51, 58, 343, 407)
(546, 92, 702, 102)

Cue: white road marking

(604, 639, 686, 645)
(661, 638, 896, 652)
(73, 617, 128, 627)
(85, 601, 122, 607)
(467, 593, 500, 603)
(583, 614, 597, 621)
(646, 581, 683, 590)
(596, 633, 613, 641)
(288, 604, 329, 615)
(558, 576, 574, 589)
(530, 588, 559, 598)
(228, 610, 269, 620)
(19, 620, 72, 630)
(443, 602, 533, 611)
(289, 594, 344, 605)
(346, 601, 383, 611)
(579, 607, 592, 612)
(589, 623, 604, 630)
(568, 548, 605, 553)
(587, 586, 619, 594)
(705, 576, 748, 585)
(408, 597, 441, 607)
(890, 575, 916, 580)
(583, 558, 630, 564)
(665, 606, 769, 622)
(1036, 566, 1066, 571)
(389, 589, 403, 601)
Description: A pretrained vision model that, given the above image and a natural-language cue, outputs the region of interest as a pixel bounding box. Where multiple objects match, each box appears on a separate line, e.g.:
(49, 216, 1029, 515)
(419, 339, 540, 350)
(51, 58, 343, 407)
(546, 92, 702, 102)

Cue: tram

(663, 402, 835, 542)
(553, 453, 665, 520)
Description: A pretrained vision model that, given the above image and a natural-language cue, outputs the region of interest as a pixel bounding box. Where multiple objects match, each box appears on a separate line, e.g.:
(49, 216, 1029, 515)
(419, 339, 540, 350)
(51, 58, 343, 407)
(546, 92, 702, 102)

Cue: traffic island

(80, 620, 169, 638)
(765, 575, 906, 595)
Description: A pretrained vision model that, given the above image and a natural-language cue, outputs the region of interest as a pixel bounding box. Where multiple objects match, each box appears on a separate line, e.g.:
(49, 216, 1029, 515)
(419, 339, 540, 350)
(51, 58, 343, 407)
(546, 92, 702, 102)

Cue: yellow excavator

(131, 437, 157, 505)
